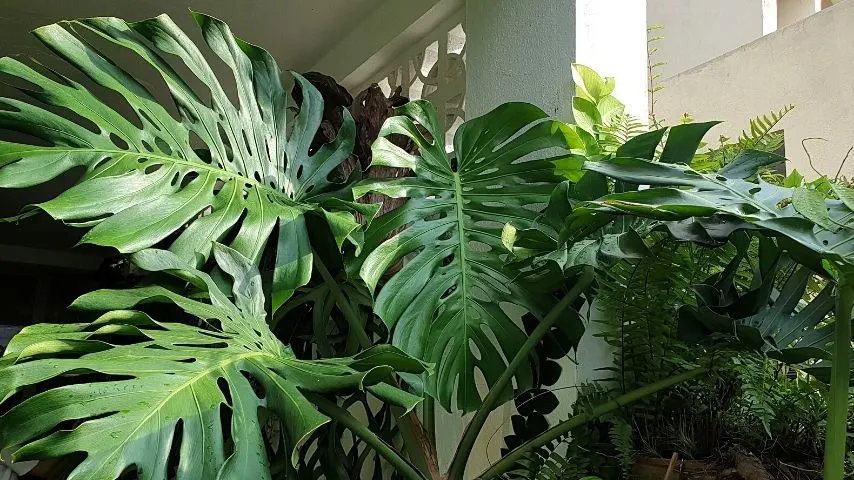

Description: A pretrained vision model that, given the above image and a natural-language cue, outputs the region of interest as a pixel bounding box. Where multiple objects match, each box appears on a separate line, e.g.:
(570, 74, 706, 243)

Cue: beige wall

(778, 0, 820, 27)
(655, 0, 854, 179)
(647, 0, 766, 80)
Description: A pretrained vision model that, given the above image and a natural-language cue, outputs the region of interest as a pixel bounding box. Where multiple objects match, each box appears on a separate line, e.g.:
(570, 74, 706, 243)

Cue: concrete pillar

(465, 0, 578, 121)
(467, 0, 648, 122)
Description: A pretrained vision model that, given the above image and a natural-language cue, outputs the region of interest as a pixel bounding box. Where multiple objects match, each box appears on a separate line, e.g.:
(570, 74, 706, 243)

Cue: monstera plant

(0, 9, 849, 480)
(560, 151, 854, 480)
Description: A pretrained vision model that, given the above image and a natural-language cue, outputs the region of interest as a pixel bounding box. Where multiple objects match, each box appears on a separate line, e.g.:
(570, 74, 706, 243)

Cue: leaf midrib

(84, 350, 270, 473)
(452, 170, 471, 410)
(5, 145, 305, 210)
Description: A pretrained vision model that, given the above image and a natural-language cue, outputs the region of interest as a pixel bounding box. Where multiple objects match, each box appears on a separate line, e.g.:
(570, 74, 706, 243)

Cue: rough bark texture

(292, 72, 415, 221)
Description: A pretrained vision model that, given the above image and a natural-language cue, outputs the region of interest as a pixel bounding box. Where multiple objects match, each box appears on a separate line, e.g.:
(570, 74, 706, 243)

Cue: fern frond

(739, 104, 794, 149)
(600, 113, 647, 152)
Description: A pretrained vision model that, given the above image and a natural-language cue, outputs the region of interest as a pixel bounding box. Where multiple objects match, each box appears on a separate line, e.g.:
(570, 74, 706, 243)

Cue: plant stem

(424, 397, 436, 448)
(313, 252, 372, 349)
(476, 366, 710, 480)
(824, 273, 853, 480)
(447, 267, 594, 480)
(312, 395, 428, 480)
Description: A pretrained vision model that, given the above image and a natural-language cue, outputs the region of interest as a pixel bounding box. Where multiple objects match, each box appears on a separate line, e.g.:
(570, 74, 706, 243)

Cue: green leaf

(572, 64, 614, 101)
(356, 101, 571, 412)
(580, 157, 854, 265)
(831, 183, 854, 212)
(718, 150, 786, 180)
(793, 187, 836, 231)
(659, 122, 720, 164)
(0, 248, 423, 480)
(784, 169, 805, 188)
(616, 128, 666, 159)
(0, 13, 361, 310)
(571, 97, 601, 134)
(553, 155, 586, 182)
(681, 249, 836, 366)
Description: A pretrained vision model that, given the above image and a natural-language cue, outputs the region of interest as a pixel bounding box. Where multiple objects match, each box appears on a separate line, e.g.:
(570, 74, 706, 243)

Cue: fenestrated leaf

(355, 101, 573, 412)
(680, 243, 836, 366)
(579, 157, 854, 265)
(0, 246, 424, 480)
(793, 187, 836, 231)
(0, 13, 363, 311)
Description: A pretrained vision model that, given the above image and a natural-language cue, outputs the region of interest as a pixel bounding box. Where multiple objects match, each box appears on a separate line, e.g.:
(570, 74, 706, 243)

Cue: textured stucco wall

(778, 0, 820, 27)
(647, 0, 766, 80)
(466, 0, 578, 121)
(655, 0, 854, 179)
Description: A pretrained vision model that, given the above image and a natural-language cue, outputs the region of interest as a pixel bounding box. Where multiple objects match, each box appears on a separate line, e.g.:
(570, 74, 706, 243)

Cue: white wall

(576, 0, 649, 122)
(655, 0, 854, 178)
(647, 0, 766, 80)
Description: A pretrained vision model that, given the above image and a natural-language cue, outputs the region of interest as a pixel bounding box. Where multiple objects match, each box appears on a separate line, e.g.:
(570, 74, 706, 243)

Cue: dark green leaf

(355, 101, 570, 412)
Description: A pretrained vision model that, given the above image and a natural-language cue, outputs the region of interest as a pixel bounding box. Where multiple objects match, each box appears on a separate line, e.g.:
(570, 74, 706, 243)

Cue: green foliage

(0, 246, 425, 480)
(501, 385, 621, 480)
(354, 100, 574, 413)
(571, 63, 645, 156)
(0, 18, 850, 480)
(0, 13, 371, 311)
(691, 105, 792, 178)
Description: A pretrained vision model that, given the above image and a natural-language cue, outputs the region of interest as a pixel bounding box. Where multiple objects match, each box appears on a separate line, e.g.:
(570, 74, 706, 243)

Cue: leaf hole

(218, 123, 234, 162)
(155, 137, 173, 155)
(138, 109, 161, 131)
(180, 171, 200, 189)
(174, 341, 228, 349)
(141, 140, 154, 152)
(92, 156, 114, 171)
(110, 133, 129, 150)
(220, 403, 234, 458)
(217, 377, 233, 406)
(241, 370, 267, 399)
(166, 419, 184, 478)
(242, 129, 252, 155)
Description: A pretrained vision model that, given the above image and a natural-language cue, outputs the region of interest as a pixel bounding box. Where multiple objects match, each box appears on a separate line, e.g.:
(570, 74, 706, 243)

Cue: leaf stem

(824, 271, 853, 480)
(312, 395, 427, 480)
(424, 397, 436, 449)
(312, 252, 372, 349)
(476, 366, 710, 479)
(447, 267, 594, 480)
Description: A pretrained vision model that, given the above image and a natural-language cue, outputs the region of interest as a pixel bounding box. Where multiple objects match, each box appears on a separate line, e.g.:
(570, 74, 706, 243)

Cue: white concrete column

(467, 0, 648, 122)
(465, 0, 578, 121)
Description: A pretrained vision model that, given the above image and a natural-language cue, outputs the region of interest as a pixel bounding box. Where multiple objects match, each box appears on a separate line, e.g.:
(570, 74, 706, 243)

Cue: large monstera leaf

(0, 246, 424, 480)
(354, 101, 575, 412)
(0, 13, 370, 309)
(577, 155, 854, 266)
